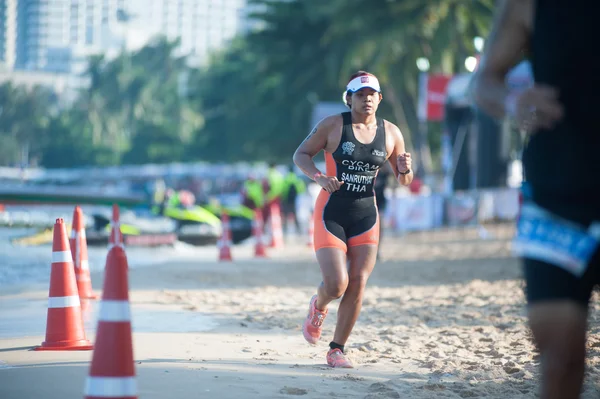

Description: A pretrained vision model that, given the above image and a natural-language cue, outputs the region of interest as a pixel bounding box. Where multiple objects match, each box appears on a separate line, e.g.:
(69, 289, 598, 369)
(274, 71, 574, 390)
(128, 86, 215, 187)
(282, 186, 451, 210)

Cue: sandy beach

(2, 223, 600, 398)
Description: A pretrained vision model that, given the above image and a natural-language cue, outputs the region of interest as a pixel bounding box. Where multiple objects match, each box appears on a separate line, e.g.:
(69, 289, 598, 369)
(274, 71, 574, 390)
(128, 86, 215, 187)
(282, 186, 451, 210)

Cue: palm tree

(0, 82, 56, 165)
(240, 0, 357, 159)
(79, 37, 198, 163)
(188, 0, 493, 166)
(80, 54, 108, 146)
(325, 0, 495, 174)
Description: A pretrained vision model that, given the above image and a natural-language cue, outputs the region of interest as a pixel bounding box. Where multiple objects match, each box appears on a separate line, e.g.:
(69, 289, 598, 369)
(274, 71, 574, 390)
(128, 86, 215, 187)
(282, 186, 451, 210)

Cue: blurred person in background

(281, 166, 306, 236)
(266, 163, 285, 206)
(176, 190, 196, 208)
(165, 189, 195, 209)
(150, 178, 167, 208)
(293, 70, 413, 368)
(241, 174, 265, 213)
(473, 1, 599, 398)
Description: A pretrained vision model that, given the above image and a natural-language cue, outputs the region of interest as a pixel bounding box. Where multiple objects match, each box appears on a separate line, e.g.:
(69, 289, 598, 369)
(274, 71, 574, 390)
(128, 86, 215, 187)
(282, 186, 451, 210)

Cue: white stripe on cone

(48, 295, 80, 308)
(84, 376, 137, 397)
(99, 300, 131, 322)
(80, 260, 89, 270)
(71, 230, 86, 239)
(110, 221, 122, 245)
(52, 250, 73, 263)
(107, 243, 125, 251)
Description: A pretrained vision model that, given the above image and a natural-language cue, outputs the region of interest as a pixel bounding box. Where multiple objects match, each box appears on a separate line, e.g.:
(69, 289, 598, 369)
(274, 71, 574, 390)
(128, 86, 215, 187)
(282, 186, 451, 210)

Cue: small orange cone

(218, 213, 233, 261)
(306, 210, 314, 249)
(70, 206, 97, 299)
(109, 204, 124, 249)
(84, 246, 137, 399)
(269, 201, 284, 249)
(253, 209, 267, 258)
(35, 218, 93, 351)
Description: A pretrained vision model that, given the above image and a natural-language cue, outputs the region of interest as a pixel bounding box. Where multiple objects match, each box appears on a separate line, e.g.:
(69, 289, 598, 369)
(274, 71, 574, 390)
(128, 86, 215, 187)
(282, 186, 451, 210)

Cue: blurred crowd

(142, 162, 427, 236)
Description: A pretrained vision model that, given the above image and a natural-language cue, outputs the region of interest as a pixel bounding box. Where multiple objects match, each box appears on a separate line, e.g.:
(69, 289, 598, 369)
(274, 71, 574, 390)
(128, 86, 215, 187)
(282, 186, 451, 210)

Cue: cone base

(254, 250, 268, 258)
(219, 250, 232, 261)
(35, 339, 93, 351)
(77, 283, 99, 300)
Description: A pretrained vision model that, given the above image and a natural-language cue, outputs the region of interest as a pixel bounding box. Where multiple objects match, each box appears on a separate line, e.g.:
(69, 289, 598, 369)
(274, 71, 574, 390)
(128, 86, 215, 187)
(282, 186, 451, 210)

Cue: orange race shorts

(312, 190, 380, 252)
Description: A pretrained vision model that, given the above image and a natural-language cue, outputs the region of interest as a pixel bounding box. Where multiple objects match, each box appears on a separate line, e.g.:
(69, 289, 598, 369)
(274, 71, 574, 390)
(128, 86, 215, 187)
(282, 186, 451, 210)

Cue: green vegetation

(0, 0, 494, 172)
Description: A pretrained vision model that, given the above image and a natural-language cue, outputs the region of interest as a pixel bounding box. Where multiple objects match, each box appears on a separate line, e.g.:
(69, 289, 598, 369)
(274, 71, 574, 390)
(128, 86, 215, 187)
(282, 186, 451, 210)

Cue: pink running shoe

(327, 348, 353, 368)
(302, 295, 327, 344)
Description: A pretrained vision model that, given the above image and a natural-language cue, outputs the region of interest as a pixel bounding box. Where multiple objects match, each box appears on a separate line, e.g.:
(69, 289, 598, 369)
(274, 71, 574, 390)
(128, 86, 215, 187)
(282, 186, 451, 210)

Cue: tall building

(9, 0, 126, 73)
(0, 0, 17, 70)
(122, 0, 247, 65)
(1, 0, 255, 73)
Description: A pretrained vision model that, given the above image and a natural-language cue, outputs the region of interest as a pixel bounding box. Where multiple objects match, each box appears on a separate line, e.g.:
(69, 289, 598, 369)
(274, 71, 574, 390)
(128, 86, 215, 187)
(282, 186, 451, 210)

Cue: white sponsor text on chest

(341, 173, 374, 185)
(341, 172, 374, 193)
(341, 159, 378, 171)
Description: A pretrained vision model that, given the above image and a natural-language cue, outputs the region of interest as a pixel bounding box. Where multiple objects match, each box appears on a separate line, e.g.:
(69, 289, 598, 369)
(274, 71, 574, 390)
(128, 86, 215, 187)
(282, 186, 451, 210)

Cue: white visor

(346, 75, 381, 93)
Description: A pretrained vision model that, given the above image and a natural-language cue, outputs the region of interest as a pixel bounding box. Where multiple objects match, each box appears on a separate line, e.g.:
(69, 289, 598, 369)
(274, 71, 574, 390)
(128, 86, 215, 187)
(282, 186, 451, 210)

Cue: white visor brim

(346, 75, 381, 93)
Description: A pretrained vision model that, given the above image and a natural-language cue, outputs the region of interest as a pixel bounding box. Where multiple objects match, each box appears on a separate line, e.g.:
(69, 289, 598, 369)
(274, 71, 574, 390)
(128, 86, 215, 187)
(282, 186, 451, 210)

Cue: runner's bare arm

(293, 116, 337, 180)
(386, 121, 413, 186)
(472, 0, 532, 118)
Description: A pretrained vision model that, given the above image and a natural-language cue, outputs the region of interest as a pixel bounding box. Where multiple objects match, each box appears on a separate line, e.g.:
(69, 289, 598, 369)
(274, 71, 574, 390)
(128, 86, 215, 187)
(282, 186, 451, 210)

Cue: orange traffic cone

(84, 246, 137, 399)
(306, 210, 314, 249)
(109, 203, 124, 249)
(269, 201, 284, 249)
(218, 213, 233, 261)
(35, 218, 93, 351)
(253, 209, 267, 258)
(70, 206, 97, 299)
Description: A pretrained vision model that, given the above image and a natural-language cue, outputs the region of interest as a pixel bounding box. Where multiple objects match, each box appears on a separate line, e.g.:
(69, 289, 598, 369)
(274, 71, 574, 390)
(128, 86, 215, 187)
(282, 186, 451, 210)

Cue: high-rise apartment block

(0, 0, 253, 73)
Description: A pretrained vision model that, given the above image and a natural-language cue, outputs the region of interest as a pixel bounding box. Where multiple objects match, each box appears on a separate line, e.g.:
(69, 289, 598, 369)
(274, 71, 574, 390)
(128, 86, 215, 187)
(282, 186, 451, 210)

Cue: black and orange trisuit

(313, 112, 388, 252)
